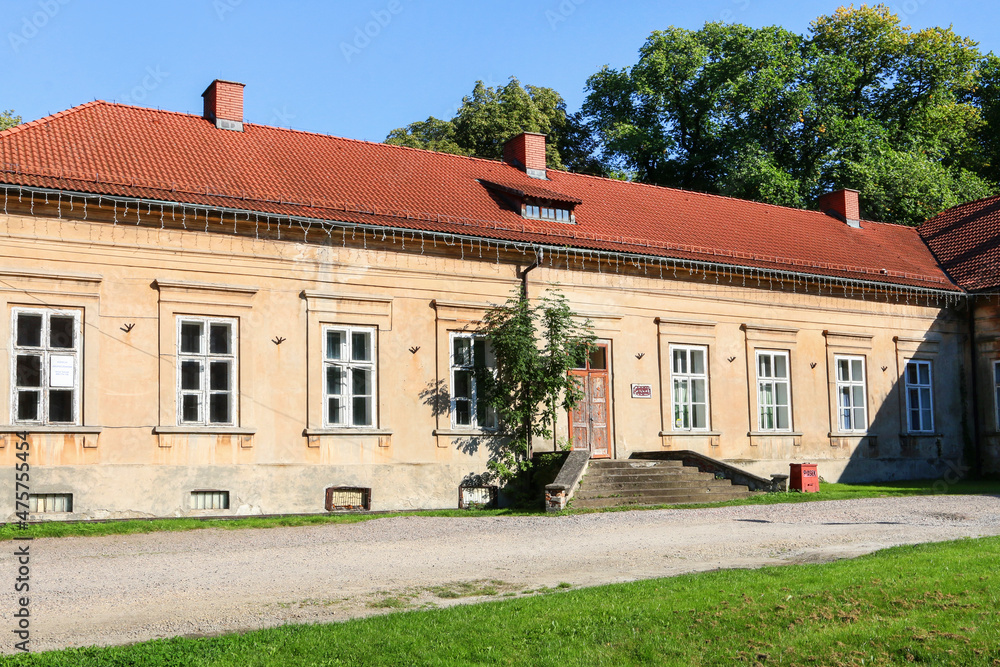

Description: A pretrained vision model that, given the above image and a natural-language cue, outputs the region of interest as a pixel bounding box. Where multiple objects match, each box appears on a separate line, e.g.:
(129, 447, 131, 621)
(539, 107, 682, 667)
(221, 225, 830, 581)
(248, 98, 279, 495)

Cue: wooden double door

(569, 343, 610, 458)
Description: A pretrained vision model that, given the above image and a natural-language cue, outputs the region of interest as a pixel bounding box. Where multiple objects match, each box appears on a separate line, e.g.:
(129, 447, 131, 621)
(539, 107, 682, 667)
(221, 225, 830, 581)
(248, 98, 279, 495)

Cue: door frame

(568, 340, 613, 459)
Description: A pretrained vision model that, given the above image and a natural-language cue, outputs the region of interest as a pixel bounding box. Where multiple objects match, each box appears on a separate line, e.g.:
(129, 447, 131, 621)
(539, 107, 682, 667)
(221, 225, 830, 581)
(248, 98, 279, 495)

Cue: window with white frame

(670, 345, 709, 430)
(994, 361, 1000, 431)
(905, 360, 933, 433)
(835, 355, 868, 432)
(756, 350, 791, 431)
(177, 316, 237, 426)
(323, 326, 376, 427)
(11, 308, 81, 425)
(450, 333, 497, 429)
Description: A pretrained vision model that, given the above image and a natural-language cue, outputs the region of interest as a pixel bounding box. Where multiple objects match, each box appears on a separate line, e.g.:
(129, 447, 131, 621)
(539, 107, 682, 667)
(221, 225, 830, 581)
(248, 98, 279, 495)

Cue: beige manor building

(1, 80, 998, 519)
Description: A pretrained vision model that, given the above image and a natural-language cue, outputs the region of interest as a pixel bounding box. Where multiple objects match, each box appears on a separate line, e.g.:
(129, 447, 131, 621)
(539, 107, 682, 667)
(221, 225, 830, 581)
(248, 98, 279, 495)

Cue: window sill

(659, 430, 721, 437)
(748, 431, 803, 437)
(433, 428, 498, 437)
(828, 432, 872, 438)
(153, 426, 256, 435)
(899, 432, 942, 438)
(0, 425, 102, 434)
(303, 428, 393, 436)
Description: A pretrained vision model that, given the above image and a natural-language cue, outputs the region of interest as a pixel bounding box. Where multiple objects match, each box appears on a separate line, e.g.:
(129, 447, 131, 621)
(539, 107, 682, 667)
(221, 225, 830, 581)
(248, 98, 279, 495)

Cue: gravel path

(4, 495, 1000, 654)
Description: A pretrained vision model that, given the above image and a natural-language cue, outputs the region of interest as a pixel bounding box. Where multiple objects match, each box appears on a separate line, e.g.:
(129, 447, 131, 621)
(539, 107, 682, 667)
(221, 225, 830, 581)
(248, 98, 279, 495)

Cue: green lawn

(2, 479, 998, 542)
(6, 536, 999, 666)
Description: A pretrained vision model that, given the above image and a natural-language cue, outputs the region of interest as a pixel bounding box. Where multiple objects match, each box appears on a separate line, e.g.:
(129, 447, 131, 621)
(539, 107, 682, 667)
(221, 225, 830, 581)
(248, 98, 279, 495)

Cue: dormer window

(525, 200, 574, 224)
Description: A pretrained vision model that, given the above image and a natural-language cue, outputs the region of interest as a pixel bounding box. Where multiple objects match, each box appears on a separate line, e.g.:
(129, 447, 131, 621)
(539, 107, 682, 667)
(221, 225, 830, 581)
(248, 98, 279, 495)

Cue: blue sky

(3, 1, 995, 142)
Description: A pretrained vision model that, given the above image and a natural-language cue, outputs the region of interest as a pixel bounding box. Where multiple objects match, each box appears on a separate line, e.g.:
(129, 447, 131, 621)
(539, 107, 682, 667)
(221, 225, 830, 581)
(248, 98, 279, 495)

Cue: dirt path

(4, 495, 1000, 653)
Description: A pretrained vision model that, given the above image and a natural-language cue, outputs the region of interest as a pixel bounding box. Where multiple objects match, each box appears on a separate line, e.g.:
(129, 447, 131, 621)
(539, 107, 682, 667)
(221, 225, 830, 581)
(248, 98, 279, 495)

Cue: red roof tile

(0, 101, 960, 292)
(919, 194, 1000, 292)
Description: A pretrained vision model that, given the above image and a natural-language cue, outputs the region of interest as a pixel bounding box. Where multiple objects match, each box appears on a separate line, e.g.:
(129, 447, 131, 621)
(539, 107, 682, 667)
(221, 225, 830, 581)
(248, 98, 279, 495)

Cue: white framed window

(323, 326, 376, 427)
(11, 308, 81, 425)
(905, 360, 933, 433)
(756, 350, 791, 431)
(670, 345, 709, 430)
(994, 361, 1000, 431)
(177, 316, 237, 426)
(835, 355, 868, 432)
(450, 333, 497, 429)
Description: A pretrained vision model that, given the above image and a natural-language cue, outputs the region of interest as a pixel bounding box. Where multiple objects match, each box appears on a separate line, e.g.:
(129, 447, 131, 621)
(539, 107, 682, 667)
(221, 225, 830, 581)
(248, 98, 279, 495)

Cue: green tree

(1, 110, 21, 132)
(583, 5, 998, 224)
(386, 78, 606, 176)
(474, 288, 595, 483)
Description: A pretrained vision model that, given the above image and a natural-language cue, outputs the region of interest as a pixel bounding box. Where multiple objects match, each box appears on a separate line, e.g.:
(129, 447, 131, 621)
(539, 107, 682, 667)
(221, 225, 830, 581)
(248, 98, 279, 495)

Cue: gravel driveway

(4, 495, 1000, 654)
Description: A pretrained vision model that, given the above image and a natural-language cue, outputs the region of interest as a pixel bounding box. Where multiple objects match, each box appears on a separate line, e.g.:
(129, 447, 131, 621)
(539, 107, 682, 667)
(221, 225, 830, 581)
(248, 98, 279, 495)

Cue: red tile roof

(0, 101, 960, 292)
(919, 194, 1000, 292)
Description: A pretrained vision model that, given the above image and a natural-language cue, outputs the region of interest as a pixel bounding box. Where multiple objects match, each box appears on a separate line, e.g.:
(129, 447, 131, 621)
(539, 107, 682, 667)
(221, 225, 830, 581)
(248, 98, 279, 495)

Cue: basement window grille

(458, 485, 497, 509)
(325, 486, 371, 511)
(29, 493, 73, 513)
(190, 490, 230, 510)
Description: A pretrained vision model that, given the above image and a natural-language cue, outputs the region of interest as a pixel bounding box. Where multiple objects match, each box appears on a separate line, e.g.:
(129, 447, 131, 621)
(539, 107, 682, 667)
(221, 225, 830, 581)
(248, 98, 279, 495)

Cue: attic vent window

(525, 201, 574, 224)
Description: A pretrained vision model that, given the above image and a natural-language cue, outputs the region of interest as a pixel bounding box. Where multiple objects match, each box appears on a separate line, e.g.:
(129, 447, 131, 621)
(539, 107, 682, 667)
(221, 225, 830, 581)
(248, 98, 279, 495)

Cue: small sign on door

(50, 356, 75, 388)
(630, 383, 652, 399)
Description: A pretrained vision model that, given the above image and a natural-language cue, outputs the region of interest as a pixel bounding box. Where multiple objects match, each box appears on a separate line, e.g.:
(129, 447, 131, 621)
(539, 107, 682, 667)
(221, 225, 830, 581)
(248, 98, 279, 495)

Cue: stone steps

(570, 458, 751, 509)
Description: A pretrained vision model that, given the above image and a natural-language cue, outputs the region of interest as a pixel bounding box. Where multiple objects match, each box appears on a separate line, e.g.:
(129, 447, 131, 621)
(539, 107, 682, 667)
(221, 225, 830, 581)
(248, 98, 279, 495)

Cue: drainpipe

(519, 248, 541, 300)
(518, 249, 542, 461)
(968, 297, 982, 477)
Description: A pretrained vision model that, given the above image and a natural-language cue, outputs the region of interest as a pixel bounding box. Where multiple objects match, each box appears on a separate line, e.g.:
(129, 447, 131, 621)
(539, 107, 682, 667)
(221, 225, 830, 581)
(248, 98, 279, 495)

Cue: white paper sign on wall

(631, 383, 652, 399)
(50, 356, 75, 388)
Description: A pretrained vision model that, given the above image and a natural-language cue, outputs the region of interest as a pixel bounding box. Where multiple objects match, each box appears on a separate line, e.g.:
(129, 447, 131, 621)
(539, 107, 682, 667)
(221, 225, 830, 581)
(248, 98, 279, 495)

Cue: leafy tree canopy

(386, 78, 606, 176)
(474, 289, 595, 483)
(583, 4, 999, 224)
(1, 109, 21, 132)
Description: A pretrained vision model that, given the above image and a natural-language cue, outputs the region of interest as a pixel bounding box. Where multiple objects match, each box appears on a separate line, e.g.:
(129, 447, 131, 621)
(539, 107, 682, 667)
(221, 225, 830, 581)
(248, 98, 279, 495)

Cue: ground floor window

(177, 316, 237, 426)
(756, 350, 791, 431)
(450, 333, 496, 429)
(905, 360, 933, 433)
(669, 345, 709, 430)
(835, 355, 867, 432)
(323, 326, 376, 427)
(11, 308, 81, 425)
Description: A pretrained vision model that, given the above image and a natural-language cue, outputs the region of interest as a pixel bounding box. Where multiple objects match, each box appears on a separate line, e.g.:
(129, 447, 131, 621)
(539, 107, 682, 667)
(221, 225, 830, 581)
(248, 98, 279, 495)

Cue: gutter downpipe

(519, 249, 542, 461)
(968, 296, 983, 478)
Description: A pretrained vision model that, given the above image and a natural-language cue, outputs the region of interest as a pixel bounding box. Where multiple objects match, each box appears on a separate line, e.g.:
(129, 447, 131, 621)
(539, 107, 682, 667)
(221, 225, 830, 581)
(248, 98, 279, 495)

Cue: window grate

(458, 485, 497, 509)
(190, 490, 230, 510)
(325, 486, 371, 511)
(29, 493, 73, 513)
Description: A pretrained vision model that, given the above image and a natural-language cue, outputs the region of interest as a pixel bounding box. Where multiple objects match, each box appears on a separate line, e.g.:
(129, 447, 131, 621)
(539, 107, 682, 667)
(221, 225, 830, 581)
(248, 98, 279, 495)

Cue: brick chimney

(503, 132, 547, 179)
(202, 79, 245, 132)
(818, 188, 861, 228)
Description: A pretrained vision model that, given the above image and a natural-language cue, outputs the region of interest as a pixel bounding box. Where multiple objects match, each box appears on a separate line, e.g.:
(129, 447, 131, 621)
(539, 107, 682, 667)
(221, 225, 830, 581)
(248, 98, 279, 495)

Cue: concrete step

(575, 482, 744, 501)
(572, 489, 751, 509)
(588, 460, 684, 470)
(578, 478, 734, 493)
(584, 470, 716, 483)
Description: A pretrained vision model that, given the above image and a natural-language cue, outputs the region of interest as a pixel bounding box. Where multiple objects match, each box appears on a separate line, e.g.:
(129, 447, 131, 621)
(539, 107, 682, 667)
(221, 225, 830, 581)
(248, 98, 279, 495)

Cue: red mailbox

(789, 463, 819, 492)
